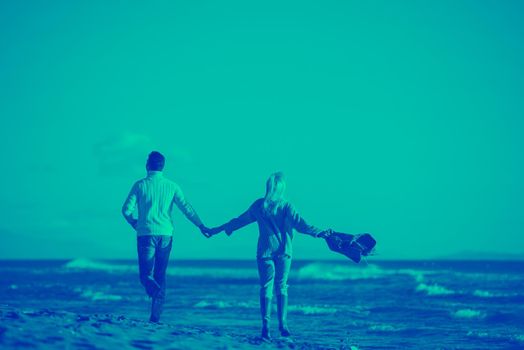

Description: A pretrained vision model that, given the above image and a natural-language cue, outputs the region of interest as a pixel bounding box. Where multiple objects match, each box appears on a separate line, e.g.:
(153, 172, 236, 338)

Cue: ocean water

(1, 259, 524, 349)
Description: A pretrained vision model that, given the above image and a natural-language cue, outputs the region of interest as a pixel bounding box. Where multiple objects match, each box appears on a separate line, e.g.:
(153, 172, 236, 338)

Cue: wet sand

(0, 306, 359, 350)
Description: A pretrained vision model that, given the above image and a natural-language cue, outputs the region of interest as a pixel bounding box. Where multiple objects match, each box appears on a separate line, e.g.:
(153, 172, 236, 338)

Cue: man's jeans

(137, 235, 172, 299)
(257, 254, 292, 299)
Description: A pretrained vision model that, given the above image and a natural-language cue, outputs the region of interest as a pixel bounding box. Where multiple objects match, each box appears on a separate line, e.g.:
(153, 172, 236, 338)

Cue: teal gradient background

(1, 1, 523, 259)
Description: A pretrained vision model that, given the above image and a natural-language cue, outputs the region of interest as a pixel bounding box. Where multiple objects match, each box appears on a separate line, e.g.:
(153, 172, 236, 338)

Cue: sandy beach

(1, 259, 524, 350)
(0, 305, 358, 350)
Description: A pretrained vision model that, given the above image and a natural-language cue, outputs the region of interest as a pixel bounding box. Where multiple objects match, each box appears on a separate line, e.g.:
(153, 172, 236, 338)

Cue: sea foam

(77, 288, 123, 302)
(63, 259, 436, 284)
(467, 331, 524, 344)
(473, 289, 493, 298)
(288, 305, 338, 315)
(453, 309, 484, 319)
(416, 283, 454, 296)
(296, 262, 430, 283)
(471, 289, 519, 299)
(193, 300, 337, 314)
(368, 324, 397, 332)
(63, 259, 257, 279)
(167, 267, 256, 279)
(298, 263, 395, 281)
(63, 259, 134, 273)
(193, 300, 255, 309)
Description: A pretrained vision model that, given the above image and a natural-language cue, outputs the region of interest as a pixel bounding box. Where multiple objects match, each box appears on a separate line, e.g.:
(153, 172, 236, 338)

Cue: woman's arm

(223, 208, 256, 235)
(287, 204, 325, 237)
(209, 204, 257, 237)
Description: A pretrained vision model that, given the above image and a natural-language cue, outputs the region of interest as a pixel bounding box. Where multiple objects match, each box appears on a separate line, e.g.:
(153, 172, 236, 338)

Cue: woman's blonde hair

(263, 172, 286, 216)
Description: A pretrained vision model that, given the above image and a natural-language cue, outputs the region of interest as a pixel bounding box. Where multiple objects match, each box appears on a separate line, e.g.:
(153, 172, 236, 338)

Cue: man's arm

(173, 186, 205, 229)
(122, 183, 138, 229)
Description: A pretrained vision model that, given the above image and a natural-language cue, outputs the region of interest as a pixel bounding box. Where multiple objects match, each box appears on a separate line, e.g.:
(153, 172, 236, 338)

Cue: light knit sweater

(122, 171, 203, 236)
(224, 198, 322, 258)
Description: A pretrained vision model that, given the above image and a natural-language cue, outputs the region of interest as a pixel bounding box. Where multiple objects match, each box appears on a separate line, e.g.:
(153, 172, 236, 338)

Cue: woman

(207, 172, 331, 341)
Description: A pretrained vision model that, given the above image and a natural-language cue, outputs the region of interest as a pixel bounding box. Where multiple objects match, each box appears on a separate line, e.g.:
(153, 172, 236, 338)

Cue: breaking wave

(452, 309, 484, 319)
(288, 305, 338, 315)
(193, 300, 255, 309)
(75, 287, 123, 302)
(415, 283, 455, 296)
(367, 324, 397, 332)
(193, 300, 337, 314)
(296, 263, 427, 282)
(63, 259, 134, 273)
(63, 259, 257, 279)
(167, 267, 257, 279)
(467, 331, 524, 344)
(472, 289, 521, 299)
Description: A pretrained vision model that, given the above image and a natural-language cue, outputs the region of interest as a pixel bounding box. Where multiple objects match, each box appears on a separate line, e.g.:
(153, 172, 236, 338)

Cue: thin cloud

(93, 131, 192, 176)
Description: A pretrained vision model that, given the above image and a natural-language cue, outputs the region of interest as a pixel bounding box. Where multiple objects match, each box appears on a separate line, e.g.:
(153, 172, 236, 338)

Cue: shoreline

(0, 305, 359, 350)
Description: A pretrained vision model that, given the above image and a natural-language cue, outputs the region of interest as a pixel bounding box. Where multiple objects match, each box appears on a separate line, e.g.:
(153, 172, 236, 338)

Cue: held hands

(199, 224, 211, 238)
(199, 224, 224, 238)
(317, 229, 334, 239)
(207, 226, 224, 237)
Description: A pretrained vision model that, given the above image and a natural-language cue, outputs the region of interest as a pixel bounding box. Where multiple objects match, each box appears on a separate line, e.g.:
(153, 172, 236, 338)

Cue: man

(122, 151, 209, 323)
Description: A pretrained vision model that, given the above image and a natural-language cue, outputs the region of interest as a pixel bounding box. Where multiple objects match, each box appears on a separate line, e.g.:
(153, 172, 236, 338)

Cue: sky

(0, 0, 523, 260)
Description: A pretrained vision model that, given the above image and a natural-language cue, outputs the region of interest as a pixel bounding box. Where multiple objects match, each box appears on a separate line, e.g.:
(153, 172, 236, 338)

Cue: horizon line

(1, 257, 524, 262)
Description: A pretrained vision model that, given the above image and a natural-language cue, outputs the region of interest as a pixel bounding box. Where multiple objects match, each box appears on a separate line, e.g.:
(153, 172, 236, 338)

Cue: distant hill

(437, 251, 524, 261)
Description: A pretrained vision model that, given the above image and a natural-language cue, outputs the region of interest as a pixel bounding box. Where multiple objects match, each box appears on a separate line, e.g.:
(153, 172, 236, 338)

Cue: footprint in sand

(95, 331, 114, 337)
(97, 318, 113, 324)
(171, 330, 187, 336)
(42, 335, 65, 344)
(13, 340, 38, 348)
(131, 339, 156, 350)
(5, 311, 21, 319)
(73, 340, 98, 350)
